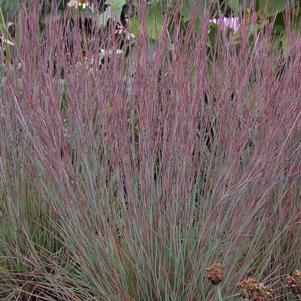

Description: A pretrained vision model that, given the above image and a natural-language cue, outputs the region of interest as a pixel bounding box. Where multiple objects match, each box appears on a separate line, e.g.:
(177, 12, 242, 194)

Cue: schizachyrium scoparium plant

(0, 1, 300, 300)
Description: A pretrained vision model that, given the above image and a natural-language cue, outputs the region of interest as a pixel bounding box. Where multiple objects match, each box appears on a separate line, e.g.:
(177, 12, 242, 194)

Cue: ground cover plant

(0, 0, 301, 300)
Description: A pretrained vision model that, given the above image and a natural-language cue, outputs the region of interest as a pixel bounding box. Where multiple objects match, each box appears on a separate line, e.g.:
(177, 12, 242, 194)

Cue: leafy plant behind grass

(0, 1, 300, 300)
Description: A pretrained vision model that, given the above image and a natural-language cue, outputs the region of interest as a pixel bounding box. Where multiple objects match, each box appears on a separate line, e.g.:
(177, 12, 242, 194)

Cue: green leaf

(97, 11, 111, 27)
(129, 16, 141, 38)
(0, 0, 19, 16)
(181, 0, 209, 23)
(182, 0, 197, 23)
(0, 7, 6, 33)
(208, 23, 218, 49)
(85, 7, 110, 28)
(130, 2, 164, 41)
(106, 0, 127, 21)
(280, 32, 288, 58)
(228, 0, 242, 14)
(147, 2, 164, 40)
(258, 0, 286, 17)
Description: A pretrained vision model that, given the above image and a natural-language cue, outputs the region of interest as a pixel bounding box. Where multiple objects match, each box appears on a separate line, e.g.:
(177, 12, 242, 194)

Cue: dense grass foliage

(0, 2, 300, 300)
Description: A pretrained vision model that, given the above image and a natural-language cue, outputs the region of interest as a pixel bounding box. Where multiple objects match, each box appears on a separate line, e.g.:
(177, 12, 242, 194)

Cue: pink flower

(210, 17, 240, 33)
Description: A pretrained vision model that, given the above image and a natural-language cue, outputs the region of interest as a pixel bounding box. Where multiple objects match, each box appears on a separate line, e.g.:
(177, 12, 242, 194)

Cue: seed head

(206, 262, 224, 285)
(239, 278, 275, 300)
(287, 270, 301, 296)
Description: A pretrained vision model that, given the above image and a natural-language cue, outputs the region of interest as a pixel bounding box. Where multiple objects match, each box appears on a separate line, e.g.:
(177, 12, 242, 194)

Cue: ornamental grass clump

(0, 1, 301, 300)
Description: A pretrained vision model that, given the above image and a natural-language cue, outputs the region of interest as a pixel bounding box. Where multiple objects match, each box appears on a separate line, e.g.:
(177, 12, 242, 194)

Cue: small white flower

(67, 0, 93, 11)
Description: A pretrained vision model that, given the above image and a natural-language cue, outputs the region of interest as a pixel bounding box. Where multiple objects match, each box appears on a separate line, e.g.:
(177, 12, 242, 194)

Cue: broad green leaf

(147, 2, 164, 40)
(106, 0, 127, 21)
(258, 0, 286, 17)
(228, 0, 242, 14)
(280, 32, 288, 58)
(97, 10, 111, 27)
(182, 0, 197, 23)
(181, 0, 209, 23)
(0, 0, 19, 16)
(208, 23, 218, 49)
(0, 7, 6, 33)
(194, 17, 202, 35)
(129, 16, 141, 38)
(291, 7, 301, 28)
(84, 6, 110, 28)
(130, 3, 163, 41)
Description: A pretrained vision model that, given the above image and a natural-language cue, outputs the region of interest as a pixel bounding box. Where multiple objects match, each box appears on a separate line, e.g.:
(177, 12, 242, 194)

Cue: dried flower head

(239, 278, 275, 300)
(287, 270, 301, 296)
(206, 262, 224, 285)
